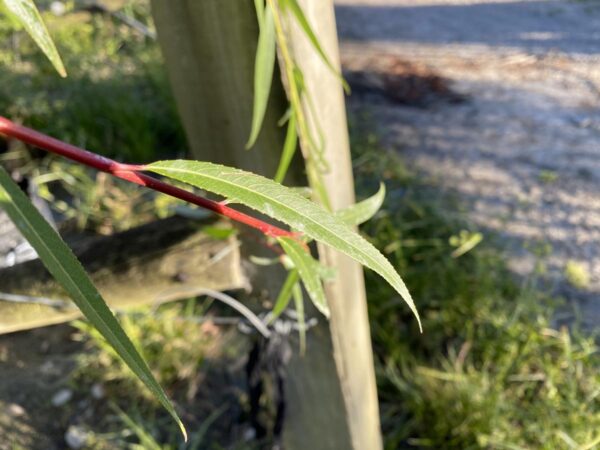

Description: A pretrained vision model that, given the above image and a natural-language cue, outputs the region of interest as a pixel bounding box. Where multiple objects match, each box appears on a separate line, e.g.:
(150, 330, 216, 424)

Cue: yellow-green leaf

(336, 183, 385, 226)
(270, 269, 299, 322)
(292, 279, 306, 354)
(274, 111, 298, 183)
(253, 0, 265, 26)
(2, 0, 66, 77)
(278, 236, 329, 317)
(0, 166, 184, 438)
(247, 1, 276, 149)
(147, 160, 421, 331)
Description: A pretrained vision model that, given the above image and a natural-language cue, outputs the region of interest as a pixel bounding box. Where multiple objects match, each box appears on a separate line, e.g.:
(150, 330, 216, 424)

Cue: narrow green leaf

(277, 107, 292, 127)
(450, 231, 483, 258)
(0, 167, 185, 439)
(246, 2, 276, 149)
(278, 237, 329, 317)
(113, 406, 163, 450)
(147, 160, 421, 331)
(336, 183, 386, 226)
(270, 269, 299, 322)
(292, 280, 306, 354)
(274, 111, 298, 183)
(253, 0, 265, 27)
(282, 0, 349, 93)
(2, 0, 66, 77)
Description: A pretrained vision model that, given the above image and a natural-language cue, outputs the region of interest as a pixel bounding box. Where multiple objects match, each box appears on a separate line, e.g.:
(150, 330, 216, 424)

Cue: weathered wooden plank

(0, 216, 246, 334)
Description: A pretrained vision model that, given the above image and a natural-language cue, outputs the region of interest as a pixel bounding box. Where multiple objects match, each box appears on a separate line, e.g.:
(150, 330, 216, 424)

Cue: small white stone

(7, 403, 25, 417)
(40, 361, 58, 376)
(52, 388, 73, 407)
(65, 425, 89, 449)
(90, 383, 105, 399)
(243, 427, 256, 441)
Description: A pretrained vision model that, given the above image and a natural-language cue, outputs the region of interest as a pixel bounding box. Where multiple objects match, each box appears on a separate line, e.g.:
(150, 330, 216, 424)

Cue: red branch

(0, 116, 296, 238)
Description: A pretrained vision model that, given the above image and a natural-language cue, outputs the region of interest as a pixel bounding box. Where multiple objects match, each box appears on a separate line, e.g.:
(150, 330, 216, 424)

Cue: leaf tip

(245, 134, 257, 150)
(406, 294, 422, 333)
(177, 418, 188, 442)
(342, 77, 351, 95)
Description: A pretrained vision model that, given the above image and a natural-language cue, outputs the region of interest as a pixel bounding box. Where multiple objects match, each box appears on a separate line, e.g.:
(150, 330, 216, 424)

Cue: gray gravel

(336, 0, 600, 326)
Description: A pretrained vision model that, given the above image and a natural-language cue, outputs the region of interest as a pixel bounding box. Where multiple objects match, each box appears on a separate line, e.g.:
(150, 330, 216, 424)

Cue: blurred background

(0, 0, 598, 448)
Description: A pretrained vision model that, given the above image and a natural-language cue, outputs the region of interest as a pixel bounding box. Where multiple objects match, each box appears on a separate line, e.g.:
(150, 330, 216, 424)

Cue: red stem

(0, 116, 295, 238)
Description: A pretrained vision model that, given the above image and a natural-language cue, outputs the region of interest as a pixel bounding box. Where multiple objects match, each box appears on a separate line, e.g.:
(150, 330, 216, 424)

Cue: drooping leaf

(274, 111, 298, 183)
(277, 107, 292, 127)
(281, 0, 349, 93)
(0, 166, 185, 438)
(336, 183, 386, 226)
(292, 279, 306, 354)
(278, 237, 329, 317)
(246, 1, 276, 149)
(253, 0, 264, 27)
(146, 160, 421, 330)
(270, 269, 299, 322)
(2, 0, 66, 77)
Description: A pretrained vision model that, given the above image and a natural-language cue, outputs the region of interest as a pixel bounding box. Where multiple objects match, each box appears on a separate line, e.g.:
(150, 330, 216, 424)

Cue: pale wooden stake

(284, 1, 383, 449)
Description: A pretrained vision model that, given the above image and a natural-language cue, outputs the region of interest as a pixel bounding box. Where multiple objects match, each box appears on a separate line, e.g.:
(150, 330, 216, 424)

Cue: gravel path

(336, 0, 600, 326)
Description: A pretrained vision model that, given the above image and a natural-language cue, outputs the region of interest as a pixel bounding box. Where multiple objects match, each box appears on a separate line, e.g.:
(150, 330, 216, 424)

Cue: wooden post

(151, 1, 379, 448)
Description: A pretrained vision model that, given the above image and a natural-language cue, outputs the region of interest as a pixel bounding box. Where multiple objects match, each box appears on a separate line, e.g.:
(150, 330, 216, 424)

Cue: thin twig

(0, 292, 72, 309)
(194, 289, 271, 339)
(0, 117, 296, 239)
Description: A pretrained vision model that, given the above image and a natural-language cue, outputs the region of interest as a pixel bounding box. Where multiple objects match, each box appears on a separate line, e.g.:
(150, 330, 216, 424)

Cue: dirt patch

(0, 325, 81, 449)
(343, 53, 466, 105)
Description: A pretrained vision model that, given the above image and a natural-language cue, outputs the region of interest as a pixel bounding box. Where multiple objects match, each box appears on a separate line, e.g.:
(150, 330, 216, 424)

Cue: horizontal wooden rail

(0, 215, 246, 334)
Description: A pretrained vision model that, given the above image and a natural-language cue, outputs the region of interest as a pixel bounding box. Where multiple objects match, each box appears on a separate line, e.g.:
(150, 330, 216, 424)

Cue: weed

(564, 260, 591, 290)
(538, 170, 559, 184)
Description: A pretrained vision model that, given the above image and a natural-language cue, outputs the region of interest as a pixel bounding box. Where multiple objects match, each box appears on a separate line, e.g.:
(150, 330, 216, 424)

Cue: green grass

(352, 136, 600, 449)
(0, 1, 185, 162)
(70, 299, 250, 449)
